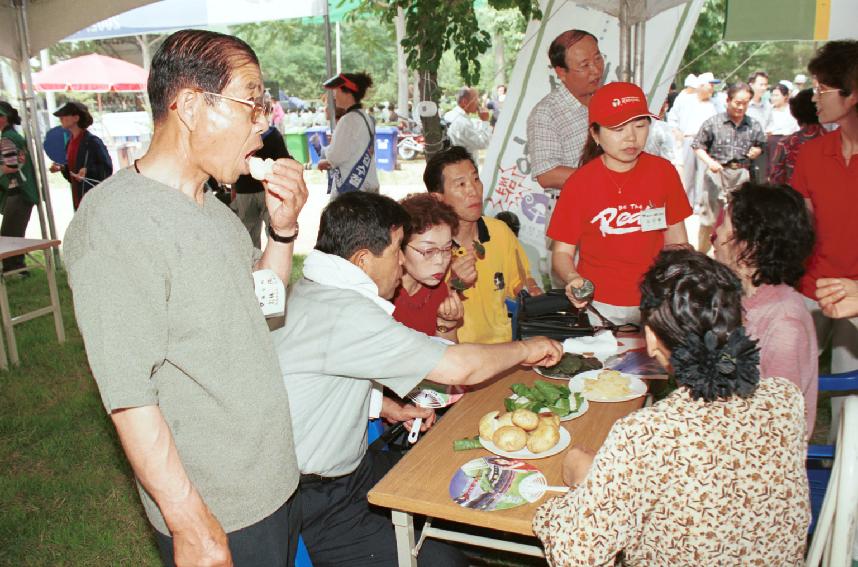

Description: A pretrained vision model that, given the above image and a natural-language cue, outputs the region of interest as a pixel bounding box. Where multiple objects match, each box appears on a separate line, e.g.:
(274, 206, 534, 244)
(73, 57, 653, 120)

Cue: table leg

(44, 249, 65, 344)
(0, 273, 17, 366)
(391, 510, 418, 567)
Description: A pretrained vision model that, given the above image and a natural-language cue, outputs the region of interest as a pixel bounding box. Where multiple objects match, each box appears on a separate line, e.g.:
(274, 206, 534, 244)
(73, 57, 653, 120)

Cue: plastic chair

(805, 395, 858, 567)
(808, 370, 858, 533)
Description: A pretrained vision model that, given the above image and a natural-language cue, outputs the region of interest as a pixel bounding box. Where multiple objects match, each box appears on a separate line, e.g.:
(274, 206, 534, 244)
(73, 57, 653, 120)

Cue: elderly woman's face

(402, 223, 453, 288)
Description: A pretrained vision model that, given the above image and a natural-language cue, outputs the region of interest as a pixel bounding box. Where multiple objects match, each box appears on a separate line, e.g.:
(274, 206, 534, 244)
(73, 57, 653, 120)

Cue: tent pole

(335, 22, 342, 74)
(323, 0, 337, 132)
(13, 0, 60, 263)
(618, 1, 630, 82)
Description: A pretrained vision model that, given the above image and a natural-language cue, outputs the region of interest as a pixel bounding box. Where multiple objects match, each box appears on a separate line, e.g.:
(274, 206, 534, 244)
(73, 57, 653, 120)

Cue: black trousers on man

(155, 492, 301, 567)
(300, 449, 468, 567)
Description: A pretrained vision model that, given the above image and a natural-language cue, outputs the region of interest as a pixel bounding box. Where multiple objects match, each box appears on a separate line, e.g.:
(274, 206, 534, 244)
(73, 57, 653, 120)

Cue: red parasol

(32, 53, 148, 93)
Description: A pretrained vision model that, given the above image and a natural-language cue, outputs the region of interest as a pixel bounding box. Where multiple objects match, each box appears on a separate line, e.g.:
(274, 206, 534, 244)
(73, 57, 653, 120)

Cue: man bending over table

(272, 191, 562, 566)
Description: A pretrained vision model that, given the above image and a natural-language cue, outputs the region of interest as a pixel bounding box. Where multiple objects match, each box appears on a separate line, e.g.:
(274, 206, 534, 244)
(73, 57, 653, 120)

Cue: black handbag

(514, 289, 594, 341)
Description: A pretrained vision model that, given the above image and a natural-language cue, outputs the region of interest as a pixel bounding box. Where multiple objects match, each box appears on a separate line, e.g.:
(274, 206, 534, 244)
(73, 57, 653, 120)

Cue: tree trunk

(493, 28, 506, 87)
(394, 8, 409, 120)
(418, 70, 444, 161)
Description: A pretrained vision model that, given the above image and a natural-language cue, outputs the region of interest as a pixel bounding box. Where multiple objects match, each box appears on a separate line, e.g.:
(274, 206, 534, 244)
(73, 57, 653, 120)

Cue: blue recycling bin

(374, 126, 398, 171)
(305, 126, 329, 165)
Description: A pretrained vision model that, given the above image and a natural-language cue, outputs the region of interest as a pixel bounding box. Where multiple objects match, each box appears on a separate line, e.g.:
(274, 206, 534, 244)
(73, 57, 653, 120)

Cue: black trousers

(155, 492, 301, 567)
(0, 190, 33, 272)
(300, 450, 468, 567)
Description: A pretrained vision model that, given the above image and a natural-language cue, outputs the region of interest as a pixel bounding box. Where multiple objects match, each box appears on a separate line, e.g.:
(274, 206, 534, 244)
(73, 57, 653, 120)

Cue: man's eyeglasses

(197, 90, 272, 123)
(813, 86, 840, 96)
(569, 52, 605, 74)
(406, 244, 453, 261)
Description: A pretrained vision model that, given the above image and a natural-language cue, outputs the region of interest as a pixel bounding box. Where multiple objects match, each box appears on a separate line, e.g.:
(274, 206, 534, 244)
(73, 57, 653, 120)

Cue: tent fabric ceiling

(0, 0, 155, 60)
(577, 0, 689, 25)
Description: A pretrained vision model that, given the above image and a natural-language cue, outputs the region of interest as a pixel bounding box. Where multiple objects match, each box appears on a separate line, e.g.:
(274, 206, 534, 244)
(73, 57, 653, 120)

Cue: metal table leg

(0, 273, 16, 365)
(391, 510, 418, 567)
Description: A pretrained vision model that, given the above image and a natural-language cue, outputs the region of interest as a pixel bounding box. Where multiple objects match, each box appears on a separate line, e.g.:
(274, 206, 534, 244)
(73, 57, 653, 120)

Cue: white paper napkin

(563, 330, 618, 360)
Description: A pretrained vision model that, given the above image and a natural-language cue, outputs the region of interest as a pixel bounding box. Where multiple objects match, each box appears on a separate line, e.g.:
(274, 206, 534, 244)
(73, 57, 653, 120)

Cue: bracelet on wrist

(268, 223, 299, 244)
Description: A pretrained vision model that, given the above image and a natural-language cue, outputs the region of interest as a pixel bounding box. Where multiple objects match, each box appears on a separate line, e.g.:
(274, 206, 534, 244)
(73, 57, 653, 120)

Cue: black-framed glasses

(406, 244, 453, 261)
(198, 90, 271, 123)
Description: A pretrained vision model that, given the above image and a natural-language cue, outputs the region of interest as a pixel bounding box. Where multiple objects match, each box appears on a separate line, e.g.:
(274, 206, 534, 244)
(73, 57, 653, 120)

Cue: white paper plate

(569, 370, 647, 402)
(505, 394, 589, 422)
(479, 426, 571, 460)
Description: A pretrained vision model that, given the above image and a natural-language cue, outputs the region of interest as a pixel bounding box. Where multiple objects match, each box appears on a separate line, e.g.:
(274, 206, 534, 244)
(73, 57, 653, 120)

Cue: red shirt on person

(547, 152, 692, 307)
(66, 131, 82, 175)
(790, 130, 858, 299)
(392, 283, 449, 336)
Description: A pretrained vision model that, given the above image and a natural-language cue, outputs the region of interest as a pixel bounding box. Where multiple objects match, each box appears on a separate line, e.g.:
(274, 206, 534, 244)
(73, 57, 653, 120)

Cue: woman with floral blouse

(533, 249, 810, 567)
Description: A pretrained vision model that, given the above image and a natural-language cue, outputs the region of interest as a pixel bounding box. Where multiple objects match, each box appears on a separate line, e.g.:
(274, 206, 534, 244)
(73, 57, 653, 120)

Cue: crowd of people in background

(2, 22, 858, 567)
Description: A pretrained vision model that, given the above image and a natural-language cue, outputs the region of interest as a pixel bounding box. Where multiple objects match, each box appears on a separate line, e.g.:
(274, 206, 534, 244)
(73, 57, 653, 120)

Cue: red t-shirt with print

(790, 130, 858, 299)
(547, 152, 691, 306)
(392, 283, 449, 336)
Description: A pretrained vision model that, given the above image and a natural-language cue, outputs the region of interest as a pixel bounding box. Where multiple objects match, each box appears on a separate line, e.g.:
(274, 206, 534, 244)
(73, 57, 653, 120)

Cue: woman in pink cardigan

(712, 182, 818, 435)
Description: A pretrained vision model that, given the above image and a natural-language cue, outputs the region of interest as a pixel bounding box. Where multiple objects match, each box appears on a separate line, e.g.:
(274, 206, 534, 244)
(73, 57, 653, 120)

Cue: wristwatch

(268, 224, 299, 244)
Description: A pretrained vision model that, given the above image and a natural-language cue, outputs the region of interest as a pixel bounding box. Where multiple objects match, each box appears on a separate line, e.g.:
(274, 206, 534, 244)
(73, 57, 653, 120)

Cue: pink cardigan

(744, 284, 818, 436)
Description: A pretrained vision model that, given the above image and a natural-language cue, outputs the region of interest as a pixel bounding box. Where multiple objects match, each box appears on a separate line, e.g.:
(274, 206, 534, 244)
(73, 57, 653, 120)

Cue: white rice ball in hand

(248, 157, 275, 181)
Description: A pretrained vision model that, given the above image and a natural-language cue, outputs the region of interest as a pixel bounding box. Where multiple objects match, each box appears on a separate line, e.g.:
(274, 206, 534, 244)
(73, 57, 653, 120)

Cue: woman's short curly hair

(640, 249, 759, 402)
(728, 183, 815, 288)
(399, 193, 459, 241)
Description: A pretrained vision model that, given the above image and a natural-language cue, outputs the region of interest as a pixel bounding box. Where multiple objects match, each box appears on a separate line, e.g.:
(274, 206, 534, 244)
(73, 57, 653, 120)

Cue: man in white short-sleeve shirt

(273, 192, 562, 566)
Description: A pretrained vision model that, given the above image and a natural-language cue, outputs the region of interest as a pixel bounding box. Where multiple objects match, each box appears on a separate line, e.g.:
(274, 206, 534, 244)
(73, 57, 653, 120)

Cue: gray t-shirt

(272, 279, 447, 476)
(63, 168, 299, 534)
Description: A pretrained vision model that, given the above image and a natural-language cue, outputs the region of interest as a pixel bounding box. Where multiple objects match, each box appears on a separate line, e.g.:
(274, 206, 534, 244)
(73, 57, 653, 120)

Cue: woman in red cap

(318, 72, 379, 197)
(548, 82, 692, 326)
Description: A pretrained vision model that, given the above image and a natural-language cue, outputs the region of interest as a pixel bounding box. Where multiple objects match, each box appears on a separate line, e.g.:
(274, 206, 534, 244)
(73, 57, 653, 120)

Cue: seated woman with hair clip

(712, 182, 818, 435)
(534, 248, 810, 567)
(393, 193, 464, 341)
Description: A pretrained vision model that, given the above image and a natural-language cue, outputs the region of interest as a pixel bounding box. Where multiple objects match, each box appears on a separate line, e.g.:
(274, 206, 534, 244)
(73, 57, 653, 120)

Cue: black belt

(299, 472, 350, 486)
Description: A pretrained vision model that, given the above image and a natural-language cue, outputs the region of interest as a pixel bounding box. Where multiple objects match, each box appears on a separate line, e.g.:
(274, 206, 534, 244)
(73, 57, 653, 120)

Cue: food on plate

(584, 369, 632, 398)
(478, 408, 564, 454)
(540, 353, 602, 378)
(492, 425, 528, 452)
(511, 408, 539, 431)
(538, 412, 560, 429)
(505, 380, 583, 417)
(248, 156, 275, 181)
(527, 423, 561, 454)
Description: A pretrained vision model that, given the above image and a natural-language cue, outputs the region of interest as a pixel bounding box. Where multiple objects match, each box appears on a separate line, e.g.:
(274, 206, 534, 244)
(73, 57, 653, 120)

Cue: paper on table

(563, 330, 618, 360)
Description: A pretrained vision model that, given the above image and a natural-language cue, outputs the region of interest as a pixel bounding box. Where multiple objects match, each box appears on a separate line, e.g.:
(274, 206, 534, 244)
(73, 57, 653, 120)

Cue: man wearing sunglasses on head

(64, 29, 307, 567)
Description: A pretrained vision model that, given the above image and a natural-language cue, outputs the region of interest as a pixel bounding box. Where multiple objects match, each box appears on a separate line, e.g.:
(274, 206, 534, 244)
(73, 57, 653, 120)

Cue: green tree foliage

(679, 0, 819, 86)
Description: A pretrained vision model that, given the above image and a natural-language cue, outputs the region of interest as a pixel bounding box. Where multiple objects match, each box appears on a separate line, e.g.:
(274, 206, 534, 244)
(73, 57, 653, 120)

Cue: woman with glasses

(318, 72, 379, 197)
(790, 40, 858, 378)
(393, 193, 464, 341)
(548, 82, 691, 327)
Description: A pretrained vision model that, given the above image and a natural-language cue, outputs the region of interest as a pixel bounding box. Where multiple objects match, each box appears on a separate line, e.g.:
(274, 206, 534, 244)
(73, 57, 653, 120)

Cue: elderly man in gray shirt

(273, 192, 562, 566)
(65, 30, 308, 567)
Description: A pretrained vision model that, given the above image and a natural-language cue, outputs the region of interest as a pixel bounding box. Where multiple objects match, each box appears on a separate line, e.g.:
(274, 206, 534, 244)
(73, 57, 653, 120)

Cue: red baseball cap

(588, 82, 657, 127)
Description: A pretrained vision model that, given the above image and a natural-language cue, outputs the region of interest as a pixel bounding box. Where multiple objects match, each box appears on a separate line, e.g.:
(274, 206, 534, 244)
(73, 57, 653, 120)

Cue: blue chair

(807, 369, 858, 533)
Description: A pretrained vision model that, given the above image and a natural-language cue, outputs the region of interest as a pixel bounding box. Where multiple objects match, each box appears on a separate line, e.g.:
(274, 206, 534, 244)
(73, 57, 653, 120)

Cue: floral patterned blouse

(533, 377, 810, 567)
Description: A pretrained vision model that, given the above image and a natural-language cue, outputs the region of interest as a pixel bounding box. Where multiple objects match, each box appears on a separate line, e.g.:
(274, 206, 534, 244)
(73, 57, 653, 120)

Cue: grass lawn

(0, 252, 839, 565)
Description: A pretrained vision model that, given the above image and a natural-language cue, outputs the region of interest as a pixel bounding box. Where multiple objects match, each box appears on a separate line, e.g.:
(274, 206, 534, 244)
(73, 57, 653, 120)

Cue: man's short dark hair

(726, 82, 753, 101)
(789, 88, 819, 126)
(315, 192, 411, 259)
(808, 40, 858, 101)
(148, 29, 259, 123)
(548, 30, 598, 69)
(423, 145, 477, 194)
(747, 70, 769, 84)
